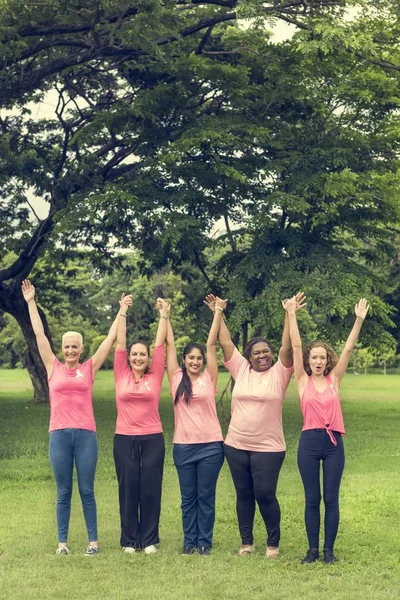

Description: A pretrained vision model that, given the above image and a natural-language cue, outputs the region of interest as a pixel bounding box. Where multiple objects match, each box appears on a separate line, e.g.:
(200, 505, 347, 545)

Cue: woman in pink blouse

(284, 296, 369, 564)
(22, 279, 127, 556)
(205, 292, 305, 559)
(113, 297, 169, 555)
(165, 298, 225, 555)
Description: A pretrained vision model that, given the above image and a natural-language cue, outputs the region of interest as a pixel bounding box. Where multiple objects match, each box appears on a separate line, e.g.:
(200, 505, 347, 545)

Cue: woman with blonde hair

(22, 279, 130, 555)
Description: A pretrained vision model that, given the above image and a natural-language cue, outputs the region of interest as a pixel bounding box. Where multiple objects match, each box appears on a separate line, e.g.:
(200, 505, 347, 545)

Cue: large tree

(1, 0, 399, 400)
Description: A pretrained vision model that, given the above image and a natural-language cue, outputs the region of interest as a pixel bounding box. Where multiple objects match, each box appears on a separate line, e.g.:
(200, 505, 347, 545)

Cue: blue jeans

(173, 442, 224, 548)
(49, 428, 98, 543)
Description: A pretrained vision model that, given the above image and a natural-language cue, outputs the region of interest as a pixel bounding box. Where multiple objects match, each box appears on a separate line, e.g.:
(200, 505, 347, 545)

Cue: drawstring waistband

(131, 436, 143, 465)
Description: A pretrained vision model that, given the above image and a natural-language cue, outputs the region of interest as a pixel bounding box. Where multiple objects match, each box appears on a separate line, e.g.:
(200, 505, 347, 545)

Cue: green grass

(1, 370, 399, 600)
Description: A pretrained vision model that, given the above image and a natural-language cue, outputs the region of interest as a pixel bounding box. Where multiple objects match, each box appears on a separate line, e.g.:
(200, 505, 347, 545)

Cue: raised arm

(22, 280, 55, 376)
(92, 293, 132, 375)
(116, 293, 133, 350)
(154, 298, 169, 347)
(279, 291, 307, 367)
(331, 298, 369, 385)
(204, 294, 235, 362)
(206, 296, 227, 387)
(283, 296, 308, 389)
(165, 309, 179, 383)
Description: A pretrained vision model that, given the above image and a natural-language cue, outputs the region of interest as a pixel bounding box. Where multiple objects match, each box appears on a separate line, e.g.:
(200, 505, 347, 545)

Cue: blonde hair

(62, 331, 83, 346)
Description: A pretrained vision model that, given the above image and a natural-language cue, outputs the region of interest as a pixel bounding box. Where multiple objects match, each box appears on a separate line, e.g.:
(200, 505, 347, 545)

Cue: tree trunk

(242, 322, 248, 353)
(9, 298, 52, 404)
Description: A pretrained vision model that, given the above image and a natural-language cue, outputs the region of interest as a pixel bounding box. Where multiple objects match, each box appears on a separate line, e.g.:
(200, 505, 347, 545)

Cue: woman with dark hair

(283, 296, 369, 564)
(166, 299, 225, 555)
(205, 292, 305, 559)
(113, 297, 169, 555)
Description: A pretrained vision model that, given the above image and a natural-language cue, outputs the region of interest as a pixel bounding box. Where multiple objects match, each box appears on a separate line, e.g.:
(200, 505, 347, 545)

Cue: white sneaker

(55, 546, 69, 555)
(122, 547, 137, 554)
(144, 545, 157, 555)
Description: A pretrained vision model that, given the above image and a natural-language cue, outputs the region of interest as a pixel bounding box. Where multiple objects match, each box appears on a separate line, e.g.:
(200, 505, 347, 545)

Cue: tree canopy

(1, 0, 400, 400)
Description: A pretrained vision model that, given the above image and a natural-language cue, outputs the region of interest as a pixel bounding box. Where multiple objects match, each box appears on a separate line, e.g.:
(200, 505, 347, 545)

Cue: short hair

(62, 331, 83, 346)
(243, 337, 274, 362)
(303, 340, 338, 376)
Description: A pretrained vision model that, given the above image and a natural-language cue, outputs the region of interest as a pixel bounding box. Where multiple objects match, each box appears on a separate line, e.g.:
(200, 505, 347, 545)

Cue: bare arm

(283, 297, 308, 390)
(279, 291, 307, 367)
(116, 293, 133, 350)
(204, 294, 235, 362)
(332, 298, 369, 385)
(22, 280, 55, 376)
(92, 294, 132, 375)
(206, 296, 227, 387)
(165, 313, 179, 383)
(154, 298, 169, 347)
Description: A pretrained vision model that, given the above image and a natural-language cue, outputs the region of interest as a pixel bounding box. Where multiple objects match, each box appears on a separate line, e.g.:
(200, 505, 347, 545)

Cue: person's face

(183, 348, 204, 376)
(129, 343, 149, 376)
(249, 342, 273, 372)
(62, 335, 84, 365)
(308, 346, 328, 376)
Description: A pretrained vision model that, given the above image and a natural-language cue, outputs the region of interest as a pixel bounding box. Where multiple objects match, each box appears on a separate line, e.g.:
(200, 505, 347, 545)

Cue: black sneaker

(323, 548, 337, 564)
(182, 546, 196, 555)
(198, 546, 211, 556)
(301, 548, 319, 564)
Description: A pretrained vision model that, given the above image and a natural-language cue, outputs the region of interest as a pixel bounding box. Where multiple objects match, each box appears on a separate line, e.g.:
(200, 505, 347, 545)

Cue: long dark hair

(128, 340, 151, 375)
(174, 343, 205, 405)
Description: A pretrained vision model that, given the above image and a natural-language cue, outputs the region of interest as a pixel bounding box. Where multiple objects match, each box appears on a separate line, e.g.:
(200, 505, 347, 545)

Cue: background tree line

(1, 0, 400, 400)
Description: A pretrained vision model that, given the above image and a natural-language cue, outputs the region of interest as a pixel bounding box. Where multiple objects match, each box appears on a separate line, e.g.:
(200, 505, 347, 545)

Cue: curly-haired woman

(283, 296, 369, 564)
(205, 293, 305, 559)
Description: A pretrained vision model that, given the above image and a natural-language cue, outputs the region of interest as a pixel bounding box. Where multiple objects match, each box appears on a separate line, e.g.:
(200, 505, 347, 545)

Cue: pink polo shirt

(301, 375, 345, 446)
(48, 358, 95, 432)
(223, 348, 293, 452)
(114, 346, 165, 435)
(171, 368, 223, 444)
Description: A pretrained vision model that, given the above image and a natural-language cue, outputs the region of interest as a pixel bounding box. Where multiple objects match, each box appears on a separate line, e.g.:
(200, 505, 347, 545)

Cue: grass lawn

(0, 369, 399, 600)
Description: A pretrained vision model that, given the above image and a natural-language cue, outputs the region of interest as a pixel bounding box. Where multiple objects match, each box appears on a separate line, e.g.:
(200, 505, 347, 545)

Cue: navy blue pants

(173, 442, 224, 548)
(49, 428, 98, 543)
(224, 444, 285, 547)
(297, 429, 345, 551)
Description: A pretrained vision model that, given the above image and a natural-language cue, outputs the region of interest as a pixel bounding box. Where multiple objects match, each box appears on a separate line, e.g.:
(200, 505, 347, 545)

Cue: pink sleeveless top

(48, 358, 95, 432)
(301, 375, 345, 446)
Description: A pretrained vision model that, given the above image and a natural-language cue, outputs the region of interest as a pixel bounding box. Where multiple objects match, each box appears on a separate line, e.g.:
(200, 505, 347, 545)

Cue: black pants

(113, 433, 165, 548)
(224, 444, 285, 547)
(297, 429, 345, 551)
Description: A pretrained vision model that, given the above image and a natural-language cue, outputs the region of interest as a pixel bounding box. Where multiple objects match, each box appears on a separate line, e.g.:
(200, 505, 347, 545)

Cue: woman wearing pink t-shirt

(284, 296, 369, 564)
(205, 292, 305, 559)
(22, 279, 129, 556)
(165, 299, 225, 555)
(113, 297, 169, 555)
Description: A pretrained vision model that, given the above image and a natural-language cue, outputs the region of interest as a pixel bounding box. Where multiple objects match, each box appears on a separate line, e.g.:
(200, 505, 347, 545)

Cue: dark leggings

(297, 429, 345, 551)
(113, 433, 165, 548)
(224, 444, 285, 547)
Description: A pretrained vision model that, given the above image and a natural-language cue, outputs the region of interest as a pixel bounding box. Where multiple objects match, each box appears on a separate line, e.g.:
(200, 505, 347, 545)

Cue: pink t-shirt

(223, 347, 293, 452)
(48, 358, 95, 432)
(114, 346, 165, 435)
(171, 368, 223, 444)
(301, 375, 345, 446)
